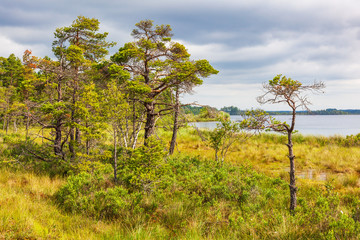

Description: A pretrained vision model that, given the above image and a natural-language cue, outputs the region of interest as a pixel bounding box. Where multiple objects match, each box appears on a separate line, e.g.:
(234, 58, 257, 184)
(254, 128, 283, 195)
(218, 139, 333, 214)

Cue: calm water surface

(192, 115, 360, 136)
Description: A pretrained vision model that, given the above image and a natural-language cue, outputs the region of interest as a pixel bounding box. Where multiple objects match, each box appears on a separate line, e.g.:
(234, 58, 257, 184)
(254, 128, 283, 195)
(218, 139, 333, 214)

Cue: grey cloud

(1, 0, 360, 109)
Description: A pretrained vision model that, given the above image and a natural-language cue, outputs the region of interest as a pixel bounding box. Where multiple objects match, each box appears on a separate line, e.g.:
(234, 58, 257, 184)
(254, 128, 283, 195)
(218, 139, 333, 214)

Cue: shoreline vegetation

(219, 106, 360, 116)
(183, 106, 360, 123)
(183, 105, 230, 122)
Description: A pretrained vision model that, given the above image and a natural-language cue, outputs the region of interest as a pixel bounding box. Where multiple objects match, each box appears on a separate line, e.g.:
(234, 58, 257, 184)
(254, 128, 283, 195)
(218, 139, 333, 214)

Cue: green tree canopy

(111, 20, 218, 144)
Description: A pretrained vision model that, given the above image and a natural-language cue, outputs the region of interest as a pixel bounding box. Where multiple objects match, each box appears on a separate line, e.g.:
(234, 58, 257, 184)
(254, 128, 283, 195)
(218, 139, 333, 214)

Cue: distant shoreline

(220, 107, 360, 115)
(184, 106, 360, 117)
(266, 109, 360, 115)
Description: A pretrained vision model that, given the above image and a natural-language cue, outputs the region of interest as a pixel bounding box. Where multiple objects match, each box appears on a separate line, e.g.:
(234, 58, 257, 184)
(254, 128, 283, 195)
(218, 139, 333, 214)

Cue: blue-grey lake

(191, 115, 360, 136)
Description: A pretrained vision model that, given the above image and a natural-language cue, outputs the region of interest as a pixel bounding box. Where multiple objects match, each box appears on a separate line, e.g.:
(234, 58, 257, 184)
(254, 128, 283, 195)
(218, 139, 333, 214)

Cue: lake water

(191, 115, 360, 136)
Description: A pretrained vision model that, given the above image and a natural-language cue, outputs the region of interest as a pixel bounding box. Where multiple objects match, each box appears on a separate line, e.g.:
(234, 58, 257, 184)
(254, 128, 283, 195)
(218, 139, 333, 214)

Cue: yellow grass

(172, 128, 360, 193)
(1, 127, 360, 238)
(0, 168, 121, 239)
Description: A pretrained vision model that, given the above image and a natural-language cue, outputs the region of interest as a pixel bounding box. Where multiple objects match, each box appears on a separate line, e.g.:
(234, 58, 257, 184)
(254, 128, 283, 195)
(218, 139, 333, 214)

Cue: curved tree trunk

(54, 78, 64, 159)
(25, 113, 30, 142)
(288, 108, 297, 213)
(69, 82, 76, 159)
(169, 88, 180, 155)
(54, 120, 63, 157)
(287, 131, 297, 212)
(144, 102, 156, 146)
(113, 128, 118, 183)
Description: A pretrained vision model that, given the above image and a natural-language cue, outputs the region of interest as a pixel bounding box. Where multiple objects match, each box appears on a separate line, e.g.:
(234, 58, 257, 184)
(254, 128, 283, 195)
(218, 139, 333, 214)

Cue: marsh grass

(1, 162, 359, 239)
(0, 167, 142, 239)
(173, 128, 360, 176)
(1, 127, 360, 239)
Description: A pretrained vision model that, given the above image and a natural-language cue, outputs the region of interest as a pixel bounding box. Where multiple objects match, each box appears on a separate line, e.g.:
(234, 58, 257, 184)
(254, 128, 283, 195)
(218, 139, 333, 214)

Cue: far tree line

(219, 106, 360, 115)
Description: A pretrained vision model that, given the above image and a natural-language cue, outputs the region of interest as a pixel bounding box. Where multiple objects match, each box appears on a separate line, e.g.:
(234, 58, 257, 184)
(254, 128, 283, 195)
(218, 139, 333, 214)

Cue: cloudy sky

(1, 0, 360, 110)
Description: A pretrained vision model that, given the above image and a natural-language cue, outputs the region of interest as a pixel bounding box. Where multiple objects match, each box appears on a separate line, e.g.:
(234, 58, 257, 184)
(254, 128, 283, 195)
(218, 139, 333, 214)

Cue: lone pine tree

(241, 74, 325, 212)
(258, 75, 325, 212)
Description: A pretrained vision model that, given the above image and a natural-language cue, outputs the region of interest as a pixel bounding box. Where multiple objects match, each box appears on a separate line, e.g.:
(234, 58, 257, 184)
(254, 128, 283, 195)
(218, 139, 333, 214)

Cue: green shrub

(118, 137, 168, 192)
(294, 186, 360, 239)
(55, 170, 143, 220)
(53, 153, 360, 238)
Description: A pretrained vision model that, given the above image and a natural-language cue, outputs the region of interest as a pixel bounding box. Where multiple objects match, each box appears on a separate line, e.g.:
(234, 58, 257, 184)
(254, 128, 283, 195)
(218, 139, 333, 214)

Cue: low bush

(117, 138, 168, 192)
(55, 169, 143, 220)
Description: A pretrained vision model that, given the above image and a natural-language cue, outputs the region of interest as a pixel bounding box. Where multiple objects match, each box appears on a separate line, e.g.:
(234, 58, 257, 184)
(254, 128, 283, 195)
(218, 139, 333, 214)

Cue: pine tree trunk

(69, 127, 75, 157)
(86, 139, 90, 155)
(288, 109, 297, 213)
(69, 75, 77, 158)
(215, 149, 219, 162)
(76, 127, 81, 144)
(25, 114, 30, 142)
(13, 118, 17, 133)
(132, 100, 136, 147)
(113, 128, 117, 183)
(54, 120, 63, 157)
(6, 116, 10, 134)
(288, 131, 297, 212)
(169, 88, 180, 155)
(144, 102, 156, 146)
(55, 78, 64, 159)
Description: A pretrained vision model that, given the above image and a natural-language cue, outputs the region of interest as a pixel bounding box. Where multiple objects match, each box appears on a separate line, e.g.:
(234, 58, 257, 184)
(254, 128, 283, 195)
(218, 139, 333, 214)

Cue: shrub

(118, 137, 168, 192)
(55, 170, 143, 220)
(53, 153, 360, 238)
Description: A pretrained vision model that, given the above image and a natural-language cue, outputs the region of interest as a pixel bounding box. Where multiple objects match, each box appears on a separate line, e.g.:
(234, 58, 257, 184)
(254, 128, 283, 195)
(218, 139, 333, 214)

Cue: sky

(1, 0, 360, 111)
